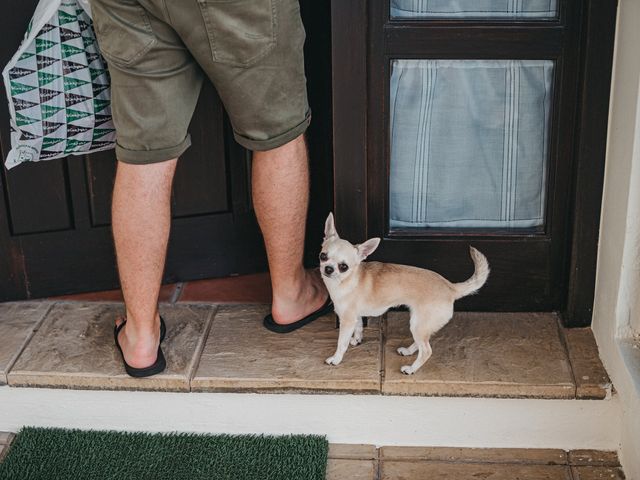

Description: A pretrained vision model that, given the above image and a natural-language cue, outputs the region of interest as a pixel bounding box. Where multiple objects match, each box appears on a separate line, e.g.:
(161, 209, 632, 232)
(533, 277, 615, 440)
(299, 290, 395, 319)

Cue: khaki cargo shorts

(89, 0, 310, 163)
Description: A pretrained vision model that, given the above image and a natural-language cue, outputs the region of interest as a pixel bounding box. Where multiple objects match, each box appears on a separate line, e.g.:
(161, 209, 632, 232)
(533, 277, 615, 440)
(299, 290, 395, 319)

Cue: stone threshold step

(0, 433, 624, 480)
(0, 387, 621, 457)
(0, 301, 611, 399)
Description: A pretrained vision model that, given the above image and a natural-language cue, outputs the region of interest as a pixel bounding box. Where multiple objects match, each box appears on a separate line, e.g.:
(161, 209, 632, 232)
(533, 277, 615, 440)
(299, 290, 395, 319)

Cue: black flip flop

(263, 296, 334, 334)
(114, 315, 167, 377)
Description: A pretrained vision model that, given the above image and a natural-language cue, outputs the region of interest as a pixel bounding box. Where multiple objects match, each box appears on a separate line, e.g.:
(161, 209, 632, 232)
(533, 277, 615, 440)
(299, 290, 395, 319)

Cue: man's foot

(114, 312, 162, 369)
(270, 269, 329, 325)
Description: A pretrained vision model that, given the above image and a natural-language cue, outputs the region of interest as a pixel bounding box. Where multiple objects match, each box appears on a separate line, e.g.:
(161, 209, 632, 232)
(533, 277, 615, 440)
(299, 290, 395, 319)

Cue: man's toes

(114, 316, 125, 329)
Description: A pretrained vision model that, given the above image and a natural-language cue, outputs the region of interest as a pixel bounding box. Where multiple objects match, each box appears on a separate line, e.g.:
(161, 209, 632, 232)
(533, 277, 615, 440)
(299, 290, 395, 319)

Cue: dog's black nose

(324, 265, 334, 275)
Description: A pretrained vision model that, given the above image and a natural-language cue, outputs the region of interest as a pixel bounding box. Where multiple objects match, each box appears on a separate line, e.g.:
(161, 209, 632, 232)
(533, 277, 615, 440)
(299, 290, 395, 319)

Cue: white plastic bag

(2, 0, 115, 169)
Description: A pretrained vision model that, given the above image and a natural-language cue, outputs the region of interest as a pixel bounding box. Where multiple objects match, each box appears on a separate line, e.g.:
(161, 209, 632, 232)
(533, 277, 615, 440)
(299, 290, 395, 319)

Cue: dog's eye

(338, 263, 349, 273)
(319, 252, 328, 262)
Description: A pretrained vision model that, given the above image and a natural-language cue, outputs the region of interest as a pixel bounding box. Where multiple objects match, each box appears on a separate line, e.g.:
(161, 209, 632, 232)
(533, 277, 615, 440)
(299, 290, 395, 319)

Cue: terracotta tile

(0, 432, 13, 463)
(569, 450, 620, 467)
(571, 466, 626, 479)
(49, 289, 125, 302)
(0, 302, 51, 385)
(8, 302, 215, 392)
(562, 329, 612, 399)
(380, 446, 567, 465)
(191, 304, 382, 393)
(0, 443, 8, 463)
(329, 444, 378, 460)
(326, 459, 376, 480)
(49, 284, 177, 303)
(180, 273, 272, 303)
(0, 432, 14, 445)
(380, 461, 572, 479)
(382, 312, 575, 398)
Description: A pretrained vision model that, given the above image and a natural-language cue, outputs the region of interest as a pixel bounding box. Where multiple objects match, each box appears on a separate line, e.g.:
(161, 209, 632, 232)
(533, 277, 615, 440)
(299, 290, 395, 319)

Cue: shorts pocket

(198, 0, 277, 67)
(90, 0, 157, 67)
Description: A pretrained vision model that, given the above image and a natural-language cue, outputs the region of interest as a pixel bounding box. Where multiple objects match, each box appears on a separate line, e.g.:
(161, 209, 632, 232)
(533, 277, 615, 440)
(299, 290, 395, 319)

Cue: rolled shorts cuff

(233, 111, 312, 152)
(115, 135, 192, 164)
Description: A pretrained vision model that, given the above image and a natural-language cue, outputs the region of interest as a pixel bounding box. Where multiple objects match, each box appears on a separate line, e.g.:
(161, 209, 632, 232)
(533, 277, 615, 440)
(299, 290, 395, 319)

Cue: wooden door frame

(330, 0, 618, 327)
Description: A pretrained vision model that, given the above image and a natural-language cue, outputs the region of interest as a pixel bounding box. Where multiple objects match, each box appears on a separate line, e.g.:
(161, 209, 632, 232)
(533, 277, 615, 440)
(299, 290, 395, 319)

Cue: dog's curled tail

(453, 246, 490, 299)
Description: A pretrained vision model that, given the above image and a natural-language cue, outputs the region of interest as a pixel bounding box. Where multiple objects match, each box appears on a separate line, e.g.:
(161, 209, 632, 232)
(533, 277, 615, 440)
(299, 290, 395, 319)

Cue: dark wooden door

(331, 0, 617, 325)
(0, 0, 332, 301)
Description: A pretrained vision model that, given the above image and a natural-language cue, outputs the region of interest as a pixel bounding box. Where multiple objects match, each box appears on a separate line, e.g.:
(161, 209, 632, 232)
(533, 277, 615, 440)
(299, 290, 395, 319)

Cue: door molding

(564, 0, 618, 327)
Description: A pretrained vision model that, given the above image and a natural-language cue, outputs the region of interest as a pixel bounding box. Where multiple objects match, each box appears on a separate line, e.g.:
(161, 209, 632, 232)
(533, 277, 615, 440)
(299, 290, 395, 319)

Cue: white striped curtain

(389, 59, 553, 229)
(391, 0, 558, 19)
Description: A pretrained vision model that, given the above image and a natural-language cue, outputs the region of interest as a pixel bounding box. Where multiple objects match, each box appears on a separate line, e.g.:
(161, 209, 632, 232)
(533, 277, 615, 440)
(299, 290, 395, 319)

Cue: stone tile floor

(384, 311, 576, 398)
(328, 446, 625, 479)
(7, 303, 215, 392)
(191, 304, 382, 393)
(0, 302, 51, 384)
(0, 296, 611, 398)
(376, 447, 625, 479)
(0, 434, 624, 479)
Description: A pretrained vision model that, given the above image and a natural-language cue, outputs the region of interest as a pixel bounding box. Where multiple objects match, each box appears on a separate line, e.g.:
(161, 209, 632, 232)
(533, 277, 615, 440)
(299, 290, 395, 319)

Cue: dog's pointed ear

(324, 212, 338, 240)
(356, 237, 380, 260)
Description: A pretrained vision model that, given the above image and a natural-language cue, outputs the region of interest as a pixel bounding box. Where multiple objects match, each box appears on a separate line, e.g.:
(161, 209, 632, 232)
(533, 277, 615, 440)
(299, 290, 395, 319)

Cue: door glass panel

(391, 0, 558, 19)
(389, 59, 553, 230)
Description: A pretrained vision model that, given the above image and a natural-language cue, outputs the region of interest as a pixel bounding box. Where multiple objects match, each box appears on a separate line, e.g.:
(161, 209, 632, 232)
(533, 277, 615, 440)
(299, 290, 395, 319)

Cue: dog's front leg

(350, 317, 364, 346)
(326, 313, 358, 366)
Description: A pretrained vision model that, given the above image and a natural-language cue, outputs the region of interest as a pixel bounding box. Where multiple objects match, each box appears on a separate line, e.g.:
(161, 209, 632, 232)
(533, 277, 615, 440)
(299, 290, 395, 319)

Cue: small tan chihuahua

(320, 213, 489, 375)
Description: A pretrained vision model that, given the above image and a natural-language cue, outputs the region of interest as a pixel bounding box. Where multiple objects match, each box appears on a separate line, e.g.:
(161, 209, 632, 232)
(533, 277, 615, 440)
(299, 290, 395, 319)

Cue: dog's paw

(400, 365, 415, 375)
(397, 347, 413, 356)
(325, 355, 342, 366)
(350, 335, 363, 346)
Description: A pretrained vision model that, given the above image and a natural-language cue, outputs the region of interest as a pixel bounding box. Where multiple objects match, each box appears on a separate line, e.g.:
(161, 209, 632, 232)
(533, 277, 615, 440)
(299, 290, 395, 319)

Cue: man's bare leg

(252, 134, 328, 324)
(111, 158, 177, 368)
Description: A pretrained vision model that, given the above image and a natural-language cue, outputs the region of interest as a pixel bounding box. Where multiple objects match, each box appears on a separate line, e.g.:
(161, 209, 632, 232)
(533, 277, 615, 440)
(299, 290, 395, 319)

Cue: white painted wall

(591, 0, 640, 476)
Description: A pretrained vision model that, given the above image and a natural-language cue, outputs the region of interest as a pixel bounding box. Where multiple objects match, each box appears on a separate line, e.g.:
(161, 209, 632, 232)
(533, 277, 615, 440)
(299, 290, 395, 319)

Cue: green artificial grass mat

(0, 427, 328, 480)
